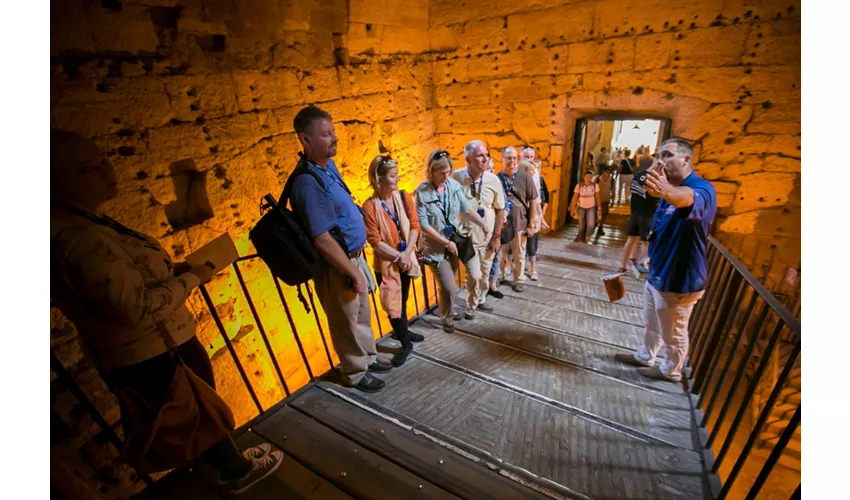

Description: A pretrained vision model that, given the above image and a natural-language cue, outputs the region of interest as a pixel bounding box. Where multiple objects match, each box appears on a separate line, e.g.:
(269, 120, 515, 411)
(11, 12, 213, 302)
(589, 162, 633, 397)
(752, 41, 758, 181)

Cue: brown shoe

(442, 323, 455, 333)
(512, 283, 525, 293)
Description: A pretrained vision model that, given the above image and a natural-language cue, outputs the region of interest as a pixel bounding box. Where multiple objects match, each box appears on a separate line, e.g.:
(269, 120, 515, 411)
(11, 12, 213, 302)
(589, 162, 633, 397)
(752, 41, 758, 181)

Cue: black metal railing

(49, 252, 441, 489)
(686, 237, 801, 500)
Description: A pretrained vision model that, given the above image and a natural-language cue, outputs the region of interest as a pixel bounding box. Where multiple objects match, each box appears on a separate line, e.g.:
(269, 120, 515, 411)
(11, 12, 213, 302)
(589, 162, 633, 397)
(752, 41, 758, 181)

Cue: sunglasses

(378, 156, 392, 167)
(433, 150, 450, 160)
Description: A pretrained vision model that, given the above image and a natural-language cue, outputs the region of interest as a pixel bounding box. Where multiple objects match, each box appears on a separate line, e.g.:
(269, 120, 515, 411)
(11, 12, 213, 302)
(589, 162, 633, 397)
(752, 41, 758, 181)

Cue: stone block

(699, 135, 769, 164)
(512, 99, 559, 145)
(637, 67, 748, 103)
(507, 2, 595, 49)
(723, 0, 801, 24)
(567, 38, 636, 74)
(593, 0, 726, 38)
(436, 81, 492, 108)
(51, 78, 173, 137)
(634, 33, 673, 70)
(347, 24, 430, 55)
(732, 172, 797, 213)
(145, 123, 212, 166)
(320, 93, 394, 124)
(87, 4, 160, 54)
(671, 25, 749, 68)
(350, 0, 429, 28)
(50, 0, 95, 54)
(232, 69, 303, 112)
(429, 0, 553, 27)
(762, 156, 800, 173)
(338, 64, 398, 97)
(521, 45, 570, 76)
(713, 180, 739, 208)
(300, 67, 343, 104)
(747, 103, 800, 135)
(430, 18, 509, 55)
(676, 103, 752, 144)
(754, 206, 801, 239)
(164, 73, 240, 122)
(272, 31, 336, 69)
(699, 156, 763, 180)
(434, 51, 525, 84)
(719, 211, 758, 233)
(743, 19, 800, 66)
(491, 76, 559, 105)
(435, 105, 511, 134)
(768, 135, 801, 158)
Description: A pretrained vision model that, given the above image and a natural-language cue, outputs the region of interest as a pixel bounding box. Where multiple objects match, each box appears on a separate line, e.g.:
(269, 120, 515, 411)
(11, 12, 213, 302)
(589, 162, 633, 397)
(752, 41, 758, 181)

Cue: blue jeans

(489, 249, 501, 283)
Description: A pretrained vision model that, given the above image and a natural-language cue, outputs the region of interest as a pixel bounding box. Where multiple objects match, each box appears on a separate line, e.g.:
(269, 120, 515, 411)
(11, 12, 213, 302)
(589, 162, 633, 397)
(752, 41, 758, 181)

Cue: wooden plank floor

(137, 211, 710, 500)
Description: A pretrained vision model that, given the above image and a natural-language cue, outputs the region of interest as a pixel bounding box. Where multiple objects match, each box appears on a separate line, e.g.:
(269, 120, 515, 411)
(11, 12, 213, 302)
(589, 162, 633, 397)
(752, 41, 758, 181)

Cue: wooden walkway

(136, 207, 711, 500)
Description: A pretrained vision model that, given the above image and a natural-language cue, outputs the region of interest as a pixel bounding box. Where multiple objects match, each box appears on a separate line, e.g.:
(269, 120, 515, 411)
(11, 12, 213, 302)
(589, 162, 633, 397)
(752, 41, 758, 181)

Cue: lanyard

(379, 198, 401, 233)
(471, 175, 484, 203)
(499, 172, 516, 195)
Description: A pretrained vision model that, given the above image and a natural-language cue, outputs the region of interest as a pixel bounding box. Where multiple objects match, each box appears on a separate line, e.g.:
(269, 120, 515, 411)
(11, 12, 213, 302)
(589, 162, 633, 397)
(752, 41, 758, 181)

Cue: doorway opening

(568, 116, 672, 208)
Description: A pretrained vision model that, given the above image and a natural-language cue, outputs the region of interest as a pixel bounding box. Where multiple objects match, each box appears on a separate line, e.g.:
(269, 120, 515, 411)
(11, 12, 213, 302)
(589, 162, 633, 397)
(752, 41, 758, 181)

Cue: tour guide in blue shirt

(289, 106, 390, 393)
(615, 138, 717, 383)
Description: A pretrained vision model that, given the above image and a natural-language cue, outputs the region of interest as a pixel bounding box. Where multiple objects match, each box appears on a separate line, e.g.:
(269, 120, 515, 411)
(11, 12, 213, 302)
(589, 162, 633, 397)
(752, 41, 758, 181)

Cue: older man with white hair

(453, 140, 506, 319)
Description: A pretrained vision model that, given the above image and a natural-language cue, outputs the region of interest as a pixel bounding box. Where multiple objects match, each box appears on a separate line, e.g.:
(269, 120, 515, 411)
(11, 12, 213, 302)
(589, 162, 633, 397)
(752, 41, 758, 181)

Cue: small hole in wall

(196, 34, 226, 52)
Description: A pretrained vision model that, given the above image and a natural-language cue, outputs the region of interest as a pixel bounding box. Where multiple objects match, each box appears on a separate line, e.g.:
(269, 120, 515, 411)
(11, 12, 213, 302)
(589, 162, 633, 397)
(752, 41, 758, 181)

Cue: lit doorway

(568, 116, 671, 208)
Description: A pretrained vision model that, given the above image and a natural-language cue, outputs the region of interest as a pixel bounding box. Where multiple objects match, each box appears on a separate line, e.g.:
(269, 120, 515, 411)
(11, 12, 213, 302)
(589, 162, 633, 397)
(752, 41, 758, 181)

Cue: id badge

(399, 240, 407, 252)
(505, 200, 513, 212)
(443, 226, 454, 238)
(477, 207, 485, 218)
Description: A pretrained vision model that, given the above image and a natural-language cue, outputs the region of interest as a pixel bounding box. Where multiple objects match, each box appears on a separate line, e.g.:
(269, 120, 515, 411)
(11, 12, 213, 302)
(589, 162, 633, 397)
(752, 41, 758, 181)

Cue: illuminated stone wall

(50, 1, 800, 497)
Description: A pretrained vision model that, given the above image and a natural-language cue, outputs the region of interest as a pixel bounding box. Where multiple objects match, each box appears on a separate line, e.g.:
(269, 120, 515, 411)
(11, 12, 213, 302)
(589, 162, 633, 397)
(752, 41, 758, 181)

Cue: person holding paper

(49, 130, 283, 494)
(288, 106, 390, 393)
(614, 138, 717, 383)
(362, 155, 424, 367)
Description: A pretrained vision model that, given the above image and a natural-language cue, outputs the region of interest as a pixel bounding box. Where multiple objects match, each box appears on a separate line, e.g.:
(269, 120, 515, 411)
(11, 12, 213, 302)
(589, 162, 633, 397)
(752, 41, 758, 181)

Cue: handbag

(118, 323, 236, 474)
(449, 230, 476, 263)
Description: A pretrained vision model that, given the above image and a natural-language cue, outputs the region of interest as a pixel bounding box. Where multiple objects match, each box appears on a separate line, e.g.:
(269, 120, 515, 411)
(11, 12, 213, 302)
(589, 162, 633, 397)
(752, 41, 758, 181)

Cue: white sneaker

(530, 272, 539, 281)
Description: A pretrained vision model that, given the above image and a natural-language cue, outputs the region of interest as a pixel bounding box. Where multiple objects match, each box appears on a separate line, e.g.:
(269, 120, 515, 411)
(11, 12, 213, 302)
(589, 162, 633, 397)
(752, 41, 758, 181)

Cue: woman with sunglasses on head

(362, 155, 425, 366)
(415, 149, 487, 333)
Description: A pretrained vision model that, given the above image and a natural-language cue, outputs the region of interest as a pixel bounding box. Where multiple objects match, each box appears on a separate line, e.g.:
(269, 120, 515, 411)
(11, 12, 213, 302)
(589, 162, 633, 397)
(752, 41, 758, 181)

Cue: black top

(539, 176, 550, 205)
(629, 169, 659, 216)
(620, 158, 635, 175)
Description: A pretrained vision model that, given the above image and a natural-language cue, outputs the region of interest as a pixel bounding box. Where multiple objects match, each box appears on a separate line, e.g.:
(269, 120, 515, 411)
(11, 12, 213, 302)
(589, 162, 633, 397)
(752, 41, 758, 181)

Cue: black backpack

(249, 155, 350, 292)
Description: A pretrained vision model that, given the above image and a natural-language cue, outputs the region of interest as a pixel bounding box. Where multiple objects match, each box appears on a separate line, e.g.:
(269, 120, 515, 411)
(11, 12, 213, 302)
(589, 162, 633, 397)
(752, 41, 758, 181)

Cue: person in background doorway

(569, 169, 602, 243)
(50, 130, 283, 494)
(362, 155, 424, 368)
(618, 149, 635, 205)
(597, 147, 611, 176)
(453, 140, 506, 319)
(594, 167, 614, 237)
(620, 158, 660, 274)
(415, 149, 487, 333)
(615, 138, 717, 383)
(637, 145, 654, 170)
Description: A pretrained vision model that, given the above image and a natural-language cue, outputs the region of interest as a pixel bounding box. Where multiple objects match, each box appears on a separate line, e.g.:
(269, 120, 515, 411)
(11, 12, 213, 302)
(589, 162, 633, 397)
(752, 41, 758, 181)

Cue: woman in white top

(569, 169, 602, 243)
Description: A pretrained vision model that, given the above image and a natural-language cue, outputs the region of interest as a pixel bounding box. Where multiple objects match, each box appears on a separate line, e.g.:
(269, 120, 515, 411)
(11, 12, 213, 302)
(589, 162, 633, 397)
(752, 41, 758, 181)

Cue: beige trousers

(313, 257, 377, 385)
(634, 281, 704, 381)
(465, 244, 497, 310)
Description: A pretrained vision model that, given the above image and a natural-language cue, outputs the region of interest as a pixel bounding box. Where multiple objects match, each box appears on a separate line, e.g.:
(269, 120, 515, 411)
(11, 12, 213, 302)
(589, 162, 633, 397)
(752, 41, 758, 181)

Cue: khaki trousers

(500, 231, 528, 284)
(465, 244, 496, 309)
(313, 257, 377, 385)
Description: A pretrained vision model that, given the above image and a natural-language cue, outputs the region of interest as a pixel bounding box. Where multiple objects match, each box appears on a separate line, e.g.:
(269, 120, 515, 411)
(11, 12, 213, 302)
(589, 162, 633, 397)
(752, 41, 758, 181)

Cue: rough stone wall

(50, 0, 800, 497)
(427, 0, 801, 291)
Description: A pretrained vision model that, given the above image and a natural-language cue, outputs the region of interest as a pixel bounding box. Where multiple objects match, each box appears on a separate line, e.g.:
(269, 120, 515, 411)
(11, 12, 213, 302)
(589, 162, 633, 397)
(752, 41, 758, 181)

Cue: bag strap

(279, 155, 325, 208)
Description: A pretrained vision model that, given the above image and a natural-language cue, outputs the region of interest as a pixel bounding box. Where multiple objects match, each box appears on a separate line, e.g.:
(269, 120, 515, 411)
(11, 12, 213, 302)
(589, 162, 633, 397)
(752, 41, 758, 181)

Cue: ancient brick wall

(49, 1, 800, 497)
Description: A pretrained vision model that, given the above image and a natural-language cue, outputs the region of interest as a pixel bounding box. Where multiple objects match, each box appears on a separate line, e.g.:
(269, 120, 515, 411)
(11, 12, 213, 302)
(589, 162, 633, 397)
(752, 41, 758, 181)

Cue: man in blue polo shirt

(289, 106, 388, 393)
(615, 138, 717, 383)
